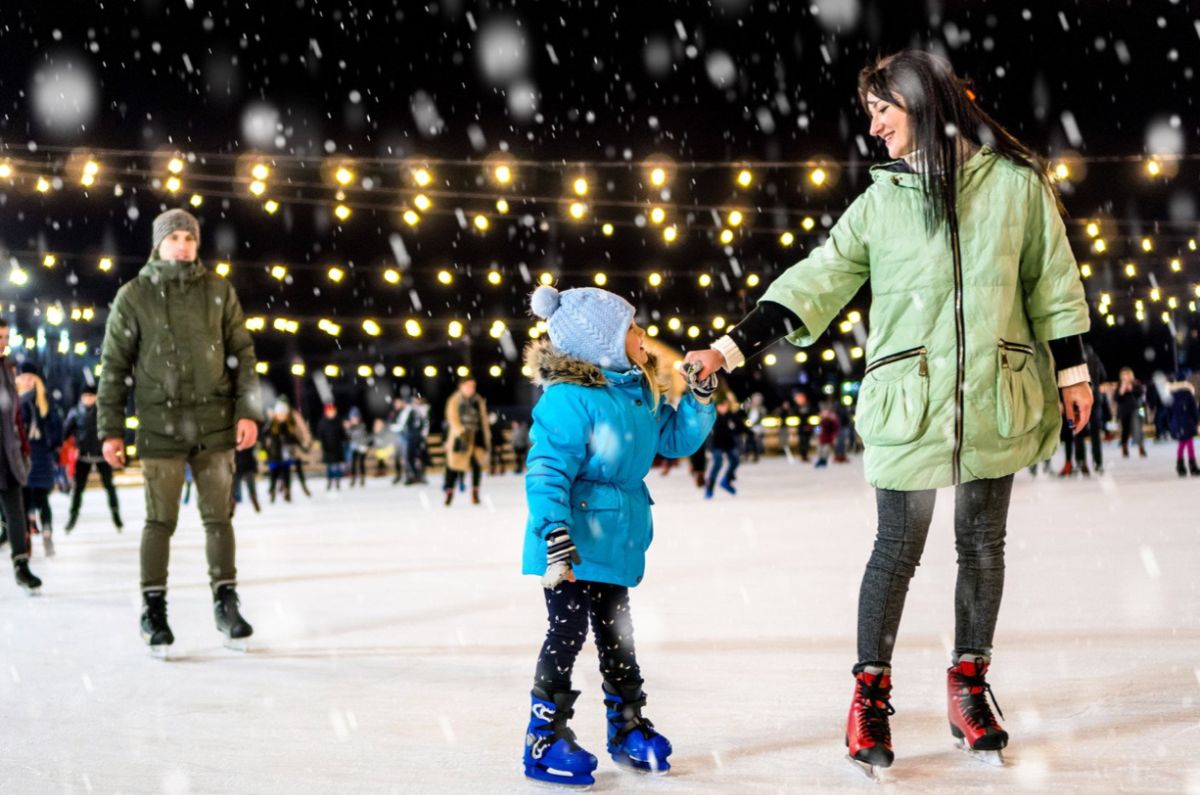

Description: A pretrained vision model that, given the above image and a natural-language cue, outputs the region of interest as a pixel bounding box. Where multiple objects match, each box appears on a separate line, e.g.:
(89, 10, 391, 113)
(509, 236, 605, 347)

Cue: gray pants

(857, 475, 1014, 665)
(140, 449, 237, 592)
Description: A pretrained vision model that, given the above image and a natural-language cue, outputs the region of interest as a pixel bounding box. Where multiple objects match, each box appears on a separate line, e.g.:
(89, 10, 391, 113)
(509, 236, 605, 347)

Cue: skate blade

(147, 644, 172, 660)
(846, 754, 882, 783)
(955, 739, 1004, 766)
(222, 637, 249, 652)
(524, 765, 595, 788)
(611, 751, 670, 775)
(18, 585, 42, 596)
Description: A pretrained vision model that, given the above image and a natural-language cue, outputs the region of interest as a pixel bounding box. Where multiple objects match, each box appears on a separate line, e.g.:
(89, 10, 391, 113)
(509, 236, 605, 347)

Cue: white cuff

(1057, 364, 1090, 388)
(710, 335, 744, 371)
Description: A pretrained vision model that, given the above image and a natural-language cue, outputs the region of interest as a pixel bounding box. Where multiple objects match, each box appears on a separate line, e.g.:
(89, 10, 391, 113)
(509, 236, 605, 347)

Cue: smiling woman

(685, 47, 1094, 779)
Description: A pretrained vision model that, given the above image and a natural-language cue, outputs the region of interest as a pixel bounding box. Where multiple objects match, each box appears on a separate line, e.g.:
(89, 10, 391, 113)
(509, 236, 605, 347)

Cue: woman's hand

(683, 349, 726, 380)
(1062, 383, 1094, 431)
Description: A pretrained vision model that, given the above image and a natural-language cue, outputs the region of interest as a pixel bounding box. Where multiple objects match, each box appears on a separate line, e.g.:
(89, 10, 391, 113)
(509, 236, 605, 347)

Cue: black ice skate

(141, 590, 175, 658)
(213, 584, 253, 651)
(14, 559, 42, 594)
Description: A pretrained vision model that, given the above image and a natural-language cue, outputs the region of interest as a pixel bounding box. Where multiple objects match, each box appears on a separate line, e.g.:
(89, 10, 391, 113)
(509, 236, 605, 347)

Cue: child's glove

(682, 361, 719, 402)
(542, 527, 580, 589)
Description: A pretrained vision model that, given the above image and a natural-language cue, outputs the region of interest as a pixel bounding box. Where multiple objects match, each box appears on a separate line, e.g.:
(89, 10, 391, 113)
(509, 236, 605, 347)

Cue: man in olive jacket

(98, 208, 263, 654)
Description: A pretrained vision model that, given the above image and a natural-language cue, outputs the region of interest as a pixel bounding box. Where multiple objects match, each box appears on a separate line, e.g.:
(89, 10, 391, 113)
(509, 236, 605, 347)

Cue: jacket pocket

(570, 482, 623, 565)
(856, 347, 929, 446)
(996, 339, 1044, 438)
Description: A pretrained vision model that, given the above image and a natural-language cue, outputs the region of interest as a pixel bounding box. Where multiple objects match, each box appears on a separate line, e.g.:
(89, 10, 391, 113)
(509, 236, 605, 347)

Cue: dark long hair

(857, 50, 1059, 235)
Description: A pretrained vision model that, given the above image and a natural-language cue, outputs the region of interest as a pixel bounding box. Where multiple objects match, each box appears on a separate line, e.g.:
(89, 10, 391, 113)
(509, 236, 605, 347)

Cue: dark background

(2, 0, 1197, 421)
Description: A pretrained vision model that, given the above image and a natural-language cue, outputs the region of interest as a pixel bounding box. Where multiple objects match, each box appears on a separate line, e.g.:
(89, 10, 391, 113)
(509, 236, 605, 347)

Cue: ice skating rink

(2, 446, 1197, 794)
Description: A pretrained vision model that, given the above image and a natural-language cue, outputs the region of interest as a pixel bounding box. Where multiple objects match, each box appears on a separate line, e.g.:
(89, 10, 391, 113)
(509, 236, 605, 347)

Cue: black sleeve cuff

(1047, 334, 1085, 369)
(726, 301, 804, 358)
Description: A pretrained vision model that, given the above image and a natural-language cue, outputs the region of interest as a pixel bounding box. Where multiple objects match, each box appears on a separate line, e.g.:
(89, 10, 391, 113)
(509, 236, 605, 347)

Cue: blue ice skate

(523, 688, 598, 787)
(603, 681, 672, 773)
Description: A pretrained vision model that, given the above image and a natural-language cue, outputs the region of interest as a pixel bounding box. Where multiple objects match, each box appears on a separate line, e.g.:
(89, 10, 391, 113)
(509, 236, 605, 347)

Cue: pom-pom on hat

(530, 285, 635, 370)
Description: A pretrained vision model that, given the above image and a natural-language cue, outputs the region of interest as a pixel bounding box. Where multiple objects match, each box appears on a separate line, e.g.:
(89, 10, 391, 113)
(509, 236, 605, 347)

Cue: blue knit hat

(530, 285, 635, 370)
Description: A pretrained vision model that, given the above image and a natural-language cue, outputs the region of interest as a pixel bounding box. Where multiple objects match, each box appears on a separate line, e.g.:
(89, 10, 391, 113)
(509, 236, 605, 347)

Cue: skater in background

(316, 403, 348, 490)
(791, 390, 816, 462)
(1115, 367, 1147, 458)
(400, 396, 429, 484)
(743, 392, 766, 463)
(288, 406, 314, 497)
(488, 411, 507, 475)
(520, 285, 716, 786)
(232, 444, 261, 514)
(1166, 377, 1199, 476)
(686, 50, 1093, 774)
(98, 208, 261, 655)
(370, 417, 393, 478)
(263, 400, 302, 503)
(16, 365, 61, 558)
(63, 385, 123, 532)
(1070, 344, 1107, 474)
(814, 402, 841, 468)
(442, 377, 490, 506)
(0, 319, 43, 592)
(386, 397, 408, 484)
(705, 394, 742, 498)
(346, 407, 369, 487)
(509, 418, 530, 475)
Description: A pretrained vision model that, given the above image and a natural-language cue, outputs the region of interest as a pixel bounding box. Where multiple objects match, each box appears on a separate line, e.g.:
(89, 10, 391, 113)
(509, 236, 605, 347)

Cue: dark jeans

(268, 461, 291, 500)
(1072, 403, 1104, 467)
(69, 459, 120, 519)
(404, 439, 426, 482)
(535, 579, 642, 692)
(512, 445, 528, 474)
(349, 451, 367, 485)
(706, 447, 739, 490)
(857, 475, 1014, 665)
(443, 458, 482, 491)
(233, 472, 260, 511)
(0, 483, 31, 562)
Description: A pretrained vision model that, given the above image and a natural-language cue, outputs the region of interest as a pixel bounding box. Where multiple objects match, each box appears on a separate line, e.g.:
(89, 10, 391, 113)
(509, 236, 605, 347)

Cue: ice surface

(1, 443, 1197, 792)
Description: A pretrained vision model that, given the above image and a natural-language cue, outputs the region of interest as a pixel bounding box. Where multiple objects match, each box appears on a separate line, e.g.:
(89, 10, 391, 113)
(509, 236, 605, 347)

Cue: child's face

(625, 322, 648, 366)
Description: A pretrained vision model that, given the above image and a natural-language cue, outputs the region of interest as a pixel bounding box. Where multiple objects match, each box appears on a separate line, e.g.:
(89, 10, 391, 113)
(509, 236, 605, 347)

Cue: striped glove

(542, 528, 580, 589)
(682, 361, 718, 402)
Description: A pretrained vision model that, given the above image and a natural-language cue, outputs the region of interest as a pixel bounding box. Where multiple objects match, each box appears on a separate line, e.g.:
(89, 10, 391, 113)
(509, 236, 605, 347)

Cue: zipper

(948, 207, 966, 487)
(998, 339, 1035, 369)
(864, 346, 928, 377)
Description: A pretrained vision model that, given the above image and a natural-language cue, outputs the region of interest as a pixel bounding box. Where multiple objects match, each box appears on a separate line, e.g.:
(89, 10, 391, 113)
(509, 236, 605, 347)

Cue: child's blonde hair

(635, 356, 666, 412)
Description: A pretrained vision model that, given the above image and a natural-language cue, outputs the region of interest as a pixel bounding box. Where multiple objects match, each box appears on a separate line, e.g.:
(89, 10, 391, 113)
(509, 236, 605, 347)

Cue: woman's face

(866, 92, 913, 159)
(625, 322, 648, 366)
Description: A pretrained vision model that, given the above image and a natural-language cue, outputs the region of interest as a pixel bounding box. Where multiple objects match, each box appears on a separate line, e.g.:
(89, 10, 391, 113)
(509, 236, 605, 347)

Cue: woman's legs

(856, 487, 937, 664)
(951, 475, 1014, 657)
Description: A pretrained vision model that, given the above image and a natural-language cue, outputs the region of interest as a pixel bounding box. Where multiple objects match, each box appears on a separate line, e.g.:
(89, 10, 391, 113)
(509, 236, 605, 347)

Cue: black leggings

(857, 475, 1014, 665)
(535, 579, 642, 692)
(349, 451, 367, 485)
(69, 460, 120, 517)
(23, 487, 52, 534)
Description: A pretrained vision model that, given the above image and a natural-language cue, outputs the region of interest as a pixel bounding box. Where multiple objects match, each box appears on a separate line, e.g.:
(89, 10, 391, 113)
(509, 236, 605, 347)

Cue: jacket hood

(524, 338, 660, 389)
(139, 258, 206, 283)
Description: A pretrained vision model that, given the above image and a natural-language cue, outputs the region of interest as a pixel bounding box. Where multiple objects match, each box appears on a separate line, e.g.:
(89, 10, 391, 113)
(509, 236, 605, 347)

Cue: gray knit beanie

(151, 208, 200, 254)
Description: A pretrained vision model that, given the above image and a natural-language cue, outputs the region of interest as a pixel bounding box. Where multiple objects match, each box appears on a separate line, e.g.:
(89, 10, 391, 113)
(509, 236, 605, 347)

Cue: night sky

(2, 0, 1197, 417)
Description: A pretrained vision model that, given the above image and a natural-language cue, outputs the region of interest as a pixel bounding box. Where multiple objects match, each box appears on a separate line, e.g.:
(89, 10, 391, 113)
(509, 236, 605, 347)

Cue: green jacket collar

(869, 144, 995, 189)
(139, 258, 206, 283)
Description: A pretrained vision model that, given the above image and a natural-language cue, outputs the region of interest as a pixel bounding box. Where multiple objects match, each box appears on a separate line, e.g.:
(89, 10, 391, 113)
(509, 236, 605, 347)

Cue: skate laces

(953, 668, 1005, 728)
(855, 678, 895, 744)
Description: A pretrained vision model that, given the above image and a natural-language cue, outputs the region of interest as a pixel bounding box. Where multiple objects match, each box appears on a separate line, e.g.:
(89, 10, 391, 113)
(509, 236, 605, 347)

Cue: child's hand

(543, 528, 580, 589)
(680, 361, 718, 402)
(542, 560, 577, 589)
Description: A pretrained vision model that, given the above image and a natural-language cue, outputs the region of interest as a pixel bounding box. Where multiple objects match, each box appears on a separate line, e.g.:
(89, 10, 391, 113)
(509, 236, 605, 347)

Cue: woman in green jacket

(685, 50, 1093, 774)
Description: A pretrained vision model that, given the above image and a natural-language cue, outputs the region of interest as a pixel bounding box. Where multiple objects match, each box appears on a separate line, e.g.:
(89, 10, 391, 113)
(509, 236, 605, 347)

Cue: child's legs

(535, 580, 592, 692)
(587, 582, 642, 687)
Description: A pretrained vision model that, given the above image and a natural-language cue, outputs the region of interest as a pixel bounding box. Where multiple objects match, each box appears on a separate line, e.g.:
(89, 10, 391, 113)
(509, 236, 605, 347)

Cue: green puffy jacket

(761, 146, 1089, 490)
(98, 259, 263, 457)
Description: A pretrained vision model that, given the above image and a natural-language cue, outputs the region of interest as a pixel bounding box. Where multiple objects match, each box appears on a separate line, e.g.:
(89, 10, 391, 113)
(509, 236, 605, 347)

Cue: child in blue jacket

(520, 285, 716, 786)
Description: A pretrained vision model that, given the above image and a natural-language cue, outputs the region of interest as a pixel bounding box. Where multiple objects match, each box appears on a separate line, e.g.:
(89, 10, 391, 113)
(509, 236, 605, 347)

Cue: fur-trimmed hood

(523, 338, 659, 389)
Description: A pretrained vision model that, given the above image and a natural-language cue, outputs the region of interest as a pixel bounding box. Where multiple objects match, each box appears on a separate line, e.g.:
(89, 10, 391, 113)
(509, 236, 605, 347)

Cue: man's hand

(236, 418, 259, 451)
(102, 437, 126, 468)
(1062, 383, 1094, 432)
(683, 349, 727, 381)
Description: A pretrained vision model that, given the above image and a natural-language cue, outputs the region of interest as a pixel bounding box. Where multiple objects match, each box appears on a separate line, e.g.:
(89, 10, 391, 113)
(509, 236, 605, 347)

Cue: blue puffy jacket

(1167, 383, 1198, 441)
(522, 340, 716, 587)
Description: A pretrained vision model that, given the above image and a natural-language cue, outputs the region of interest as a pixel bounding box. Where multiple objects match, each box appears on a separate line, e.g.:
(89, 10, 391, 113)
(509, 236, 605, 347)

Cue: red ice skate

(845, 667, 895, 780)
(947, 655, 1008, 765)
